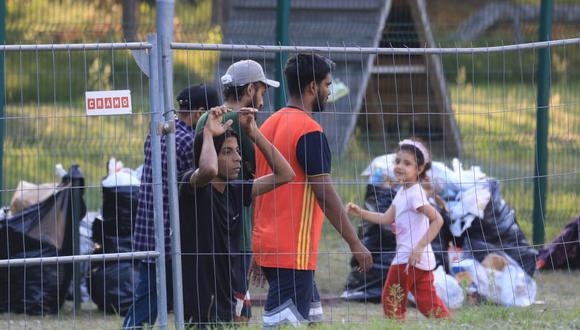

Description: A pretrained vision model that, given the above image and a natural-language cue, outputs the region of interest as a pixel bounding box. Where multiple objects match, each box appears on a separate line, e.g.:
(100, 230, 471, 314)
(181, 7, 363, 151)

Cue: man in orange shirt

(253, 54, 372, 327)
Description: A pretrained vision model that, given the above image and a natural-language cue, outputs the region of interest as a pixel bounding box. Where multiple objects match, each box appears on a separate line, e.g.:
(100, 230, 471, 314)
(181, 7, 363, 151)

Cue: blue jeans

(122, 261, 173, 329)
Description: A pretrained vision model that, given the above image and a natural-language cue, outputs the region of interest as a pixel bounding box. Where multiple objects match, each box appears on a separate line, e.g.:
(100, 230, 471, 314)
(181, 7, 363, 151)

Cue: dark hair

(222, 82, 258, 102)
(176, 84, 220, 111)
(284, 53, 335, 98)
(193, 128, 240, 168)
(397, 139, 447, 211)
(397, 140, 431, 180)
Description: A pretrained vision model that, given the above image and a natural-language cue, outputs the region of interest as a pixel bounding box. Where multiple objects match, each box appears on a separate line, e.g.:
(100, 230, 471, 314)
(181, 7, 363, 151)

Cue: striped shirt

(133, 118, 195, 255)
(253, 107, 331, 270)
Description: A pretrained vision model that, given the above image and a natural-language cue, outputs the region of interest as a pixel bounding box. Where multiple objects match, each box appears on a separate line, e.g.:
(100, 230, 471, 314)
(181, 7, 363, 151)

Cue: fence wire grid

(0, 36, 579, 330)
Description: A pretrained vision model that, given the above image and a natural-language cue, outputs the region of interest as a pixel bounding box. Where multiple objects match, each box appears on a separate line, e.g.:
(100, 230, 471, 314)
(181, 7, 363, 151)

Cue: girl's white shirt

(391, 183, 437, 271)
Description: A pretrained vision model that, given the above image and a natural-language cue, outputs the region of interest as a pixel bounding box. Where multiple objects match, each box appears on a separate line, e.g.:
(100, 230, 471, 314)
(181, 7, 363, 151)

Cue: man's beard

(245, 93, 262, 110)
(312, 90, 326, 113)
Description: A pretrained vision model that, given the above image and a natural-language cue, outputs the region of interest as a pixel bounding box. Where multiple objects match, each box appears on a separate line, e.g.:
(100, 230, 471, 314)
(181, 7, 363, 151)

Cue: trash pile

(0, 165, 86, 315)
(89, 157, 141, 315)
(342, 155, 539, 308)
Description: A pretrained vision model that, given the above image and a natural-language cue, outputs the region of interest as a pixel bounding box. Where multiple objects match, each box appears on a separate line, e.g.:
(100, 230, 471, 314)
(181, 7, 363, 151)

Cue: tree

(122, 0, 139, 41)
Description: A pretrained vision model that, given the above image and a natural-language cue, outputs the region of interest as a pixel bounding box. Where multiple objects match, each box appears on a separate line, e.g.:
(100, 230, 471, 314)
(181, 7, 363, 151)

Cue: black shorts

(261, 267, 323, 327)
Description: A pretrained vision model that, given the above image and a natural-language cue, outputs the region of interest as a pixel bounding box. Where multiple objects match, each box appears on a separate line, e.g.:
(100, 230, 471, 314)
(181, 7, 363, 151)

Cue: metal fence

(0, 39, 174, 329)
(0, 3, 579, 330)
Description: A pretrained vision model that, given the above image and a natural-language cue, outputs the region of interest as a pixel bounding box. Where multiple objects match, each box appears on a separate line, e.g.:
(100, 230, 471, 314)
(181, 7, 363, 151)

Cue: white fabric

(101, 157, 141, 187)
(263, 301, 303, 328)
(308, 301, 324, 322)
(448, 180, 492, 236)
(391, 183, 437, 271)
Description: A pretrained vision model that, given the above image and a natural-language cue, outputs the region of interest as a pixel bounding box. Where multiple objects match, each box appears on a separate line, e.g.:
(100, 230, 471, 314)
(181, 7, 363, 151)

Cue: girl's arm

(408, 203, 444, 266)
(345, 202, 395, 225)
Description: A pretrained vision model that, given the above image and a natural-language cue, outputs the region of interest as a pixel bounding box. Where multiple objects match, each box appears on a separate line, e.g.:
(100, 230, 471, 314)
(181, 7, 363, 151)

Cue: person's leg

(122, 262, 157, 329)
(308, 280, 323, 323)
(382, 264, 410, 319)
(262, 267, 313, 328)
(234, 251, 252, 322)
(410, 266, 450, 319)
(164, 259, 174, 312)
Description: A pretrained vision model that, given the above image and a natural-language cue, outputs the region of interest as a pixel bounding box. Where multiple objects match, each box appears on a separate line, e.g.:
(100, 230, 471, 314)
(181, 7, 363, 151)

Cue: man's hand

(350, 241, 373, 272)
(248, 258, 266, 288)
(238, 107, 259, 140)
(205, 106, 233, 136)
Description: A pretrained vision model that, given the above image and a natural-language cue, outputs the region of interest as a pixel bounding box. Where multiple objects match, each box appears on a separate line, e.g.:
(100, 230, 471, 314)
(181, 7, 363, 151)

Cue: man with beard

(194, 59, 279, 322)
(252, 54, 373, 327)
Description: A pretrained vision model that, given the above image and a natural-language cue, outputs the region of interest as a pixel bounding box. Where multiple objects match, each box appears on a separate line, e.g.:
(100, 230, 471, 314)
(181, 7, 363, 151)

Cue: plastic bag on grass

(450, 254, 536, 307)
(408, 265, 464, 309)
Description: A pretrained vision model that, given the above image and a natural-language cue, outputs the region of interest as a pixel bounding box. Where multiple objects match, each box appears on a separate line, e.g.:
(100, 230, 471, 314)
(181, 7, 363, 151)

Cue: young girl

(346, 138, 450, 319)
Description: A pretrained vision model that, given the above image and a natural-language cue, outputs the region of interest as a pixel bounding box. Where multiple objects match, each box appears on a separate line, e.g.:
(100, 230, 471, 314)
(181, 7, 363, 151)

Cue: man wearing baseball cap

(194, 59, 279, 323)
(123, 84, 220, 329)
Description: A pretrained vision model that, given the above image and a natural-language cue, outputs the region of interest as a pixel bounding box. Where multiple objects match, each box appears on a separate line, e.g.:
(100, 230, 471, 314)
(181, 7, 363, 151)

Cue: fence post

(155, 1, 185, 329)
(533, 0, 553, 246)
(70, 164, 85, 311)
(148, 33, 169, 329)
(275, 0, 290, 110)
(0, 0, 5, 206)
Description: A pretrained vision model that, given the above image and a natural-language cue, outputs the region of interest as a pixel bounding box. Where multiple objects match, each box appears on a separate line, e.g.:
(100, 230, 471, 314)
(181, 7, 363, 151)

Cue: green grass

(3, 271, 579, 329)
(332, 82, 578, 254)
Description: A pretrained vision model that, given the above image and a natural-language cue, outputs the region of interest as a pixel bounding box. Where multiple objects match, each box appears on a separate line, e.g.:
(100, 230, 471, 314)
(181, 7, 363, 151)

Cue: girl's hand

(407, 245, 424, 269)
(345, 202, 362, 217)
(205, 106, 233, 136)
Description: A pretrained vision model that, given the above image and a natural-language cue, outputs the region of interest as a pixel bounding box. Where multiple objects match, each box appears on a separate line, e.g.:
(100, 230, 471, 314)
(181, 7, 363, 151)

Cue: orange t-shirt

(253, 108, 326, 270)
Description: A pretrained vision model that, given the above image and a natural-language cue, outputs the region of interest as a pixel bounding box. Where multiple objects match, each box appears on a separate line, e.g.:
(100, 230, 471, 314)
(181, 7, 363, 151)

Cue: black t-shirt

(179, 170, 253, 325)
(296, 131, 332, 176)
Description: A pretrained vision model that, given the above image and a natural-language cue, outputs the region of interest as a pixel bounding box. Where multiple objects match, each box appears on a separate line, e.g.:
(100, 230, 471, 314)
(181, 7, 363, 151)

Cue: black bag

(88, 184, 139, 314)
(343, 185, 397, 302)
(101, 185, 139, 237)
(460, 179, 537, 276)
(537, 216, 580, 270)
(0, 171, 86, 314)
(89, 260, 139, 315)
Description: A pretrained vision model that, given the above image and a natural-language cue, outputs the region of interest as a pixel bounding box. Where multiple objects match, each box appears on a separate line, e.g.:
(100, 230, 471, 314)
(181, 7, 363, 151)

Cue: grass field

(2, 270, 579, 329)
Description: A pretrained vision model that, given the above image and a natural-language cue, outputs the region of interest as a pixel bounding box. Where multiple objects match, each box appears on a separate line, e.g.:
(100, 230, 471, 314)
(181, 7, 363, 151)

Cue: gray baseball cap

(220, 60, 280, 88)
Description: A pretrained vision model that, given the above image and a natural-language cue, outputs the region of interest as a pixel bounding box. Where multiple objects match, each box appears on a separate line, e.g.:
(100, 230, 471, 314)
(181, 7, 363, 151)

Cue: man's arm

(189, 106, 232, 187)
(251, 130, 295, 196)
(237, 108, 295, 197)
(309, 174, 373, 272)
(188, 128, 218, 187)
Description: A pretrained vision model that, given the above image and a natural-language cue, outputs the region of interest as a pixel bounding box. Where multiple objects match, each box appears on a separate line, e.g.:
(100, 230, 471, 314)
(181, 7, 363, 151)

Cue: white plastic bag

(408, 266, 464, 309)
(451, 256, 536, 307)
(101, 157, 141, 187)
(433, 265, 464, 309)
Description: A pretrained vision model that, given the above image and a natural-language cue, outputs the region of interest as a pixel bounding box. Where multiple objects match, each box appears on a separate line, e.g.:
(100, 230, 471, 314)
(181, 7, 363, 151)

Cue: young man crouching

(179, 106, 295, 328)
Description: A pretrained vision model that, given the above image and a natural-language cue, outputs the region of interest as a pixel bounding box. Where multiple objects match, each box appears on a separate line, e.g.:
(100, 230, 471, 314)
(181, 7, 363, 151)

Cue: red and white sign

(86, 90, 132, 116)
